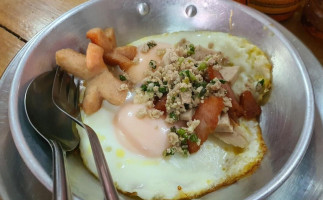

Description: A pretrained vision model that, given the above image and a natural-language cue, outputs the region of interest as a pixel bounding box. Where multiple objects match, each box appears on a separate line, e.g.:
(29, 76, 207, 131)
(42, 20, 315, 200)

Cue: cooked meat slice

(215, 113, 233, 133)
(154, 95, 167, 113)
(219, 66, 240, 84)
(240, 90, 261, 119)
(213, 122, 249, 148)
(188, 96, 224, 153)
(208, 67, 243, 122)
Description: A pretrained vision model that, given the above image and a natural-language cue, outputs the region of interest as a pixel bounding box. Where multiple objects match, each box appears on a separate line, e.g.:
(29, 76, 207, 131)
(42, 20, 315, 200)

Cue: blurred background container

(234, 0, 301, 21)
(301, 0, 323, 39)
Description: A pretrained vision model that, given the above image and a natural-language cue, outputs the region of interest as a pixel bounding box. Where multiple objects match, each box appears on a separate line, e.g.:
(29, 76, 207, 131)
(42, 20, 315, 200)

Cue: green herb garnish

(219, 79, 227, 84)
(170, 126, 177, 133)
(180, 87, 188, 92)
(189, 134, 198, 143)
(178, 57, 185, 65)
(199, 88, 207, 97)
(119, 75, 127, 81)
(147, 41, 157, 49)
(186, 70, 197, 81)
(169, 112, 178, 121)
(149, 60, 157, 69)
(158, 87, 167, 94)
(164, 147, 176, 156)
(141, 84, 147, 91)
(176, 128, 186, 136)
(198, 62, 207, 71)
(193, 81, 207, 88)
(187, 44, 195, 56)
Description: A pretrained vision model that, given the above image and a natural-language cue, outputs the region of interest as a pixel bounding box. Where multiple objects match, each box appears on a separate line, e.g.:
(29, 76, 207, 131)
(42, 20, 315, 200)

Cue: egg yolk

(114, 103, 170, 157)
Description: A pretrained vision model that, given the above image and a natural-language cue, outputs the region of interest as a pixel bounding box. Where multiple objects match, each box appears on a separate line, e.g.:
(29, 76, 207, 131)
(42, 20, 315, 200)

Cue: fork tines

(52, 66, 80, 117)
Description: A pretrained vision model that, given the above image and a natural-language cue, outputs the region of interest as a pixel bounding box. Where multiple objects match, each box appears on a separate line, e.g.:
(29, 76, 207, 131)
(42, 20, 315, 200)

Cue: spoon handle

(84, 124, 119, 200)
(51, 140, 72, 200)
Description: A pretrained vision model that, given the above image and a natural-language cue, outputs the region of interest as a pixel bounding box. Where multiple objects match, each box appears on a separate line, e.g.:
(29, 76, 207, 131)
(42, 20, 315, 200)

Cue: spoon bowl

(25, 70, 79, 151)
(24, 69, 80, 199)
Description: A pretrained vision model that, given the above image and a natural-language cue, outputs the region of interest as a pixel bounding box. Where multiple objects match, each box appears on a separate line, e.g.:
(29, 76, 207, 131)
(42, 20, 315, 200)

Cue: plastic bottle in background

(234, 0, 300, 21)
(301, 0, 323, 39)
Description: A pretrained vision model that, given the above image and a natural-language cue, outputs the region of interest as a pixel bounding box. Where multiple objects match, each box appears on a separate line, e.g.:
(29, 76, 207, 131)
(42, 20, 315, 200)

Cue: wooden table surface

(0, 0, 322, 199)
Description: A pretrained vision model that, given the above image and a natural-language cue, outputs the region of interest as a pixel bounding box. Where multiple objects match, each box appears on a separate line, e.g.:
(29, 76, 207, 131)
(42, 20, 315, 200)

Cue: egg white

(78, 31, 270, 200)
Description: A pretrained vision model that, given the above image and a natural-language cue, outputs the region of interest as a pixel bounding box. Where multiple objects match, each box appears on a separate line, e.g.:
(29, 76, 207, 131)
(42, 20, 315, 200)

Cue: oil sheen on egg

(78, 31, 270, 200)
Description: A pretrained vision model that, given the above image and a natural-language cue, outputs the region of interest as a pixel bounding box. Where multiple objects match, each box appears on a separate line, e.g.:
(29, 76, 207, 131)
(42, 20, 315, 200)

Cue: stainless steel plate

(6, 0, 315, 199)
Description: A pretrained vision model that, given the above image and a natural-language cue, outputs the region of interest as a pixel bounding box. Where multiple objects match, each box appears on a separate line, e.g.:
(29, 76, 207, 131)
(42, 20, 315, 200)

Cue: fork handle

(51, 140, 72, 200)
(84, 124, 119, 200)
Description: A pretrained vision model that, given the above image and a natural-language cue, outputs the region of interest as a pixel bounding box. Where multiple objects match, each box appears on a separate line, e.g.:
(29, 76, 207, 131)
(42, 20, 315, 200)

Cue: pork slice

(215, 113, 233, 133)
(214, 122, 249, 148)
(219, 66, 240, 84)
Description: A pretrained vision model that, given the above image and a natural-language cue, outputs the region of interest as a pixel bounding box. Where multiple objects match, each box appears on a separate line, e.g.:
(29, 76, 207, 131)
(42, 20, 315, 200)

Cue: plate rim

(7, 0, 315, 199)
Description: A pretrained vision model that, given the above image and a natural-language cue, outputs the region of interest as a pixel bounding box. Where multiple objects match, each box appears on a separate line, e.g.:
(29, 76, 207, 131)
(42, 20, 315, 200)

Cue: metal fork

(52, 66, 119, 200)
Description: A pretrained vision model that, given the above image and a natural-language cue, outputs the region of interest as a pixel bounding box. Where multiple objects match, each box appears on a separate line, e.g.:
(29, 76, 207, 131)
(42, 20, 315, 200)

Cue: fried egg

(77, 31, 271, 200)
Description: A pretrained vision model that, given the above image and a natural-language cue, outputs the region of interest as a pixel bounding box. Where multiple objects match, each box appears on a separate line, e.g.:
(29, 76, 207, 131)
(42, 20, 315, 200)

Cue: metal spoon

(24, 69, 80, 200)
